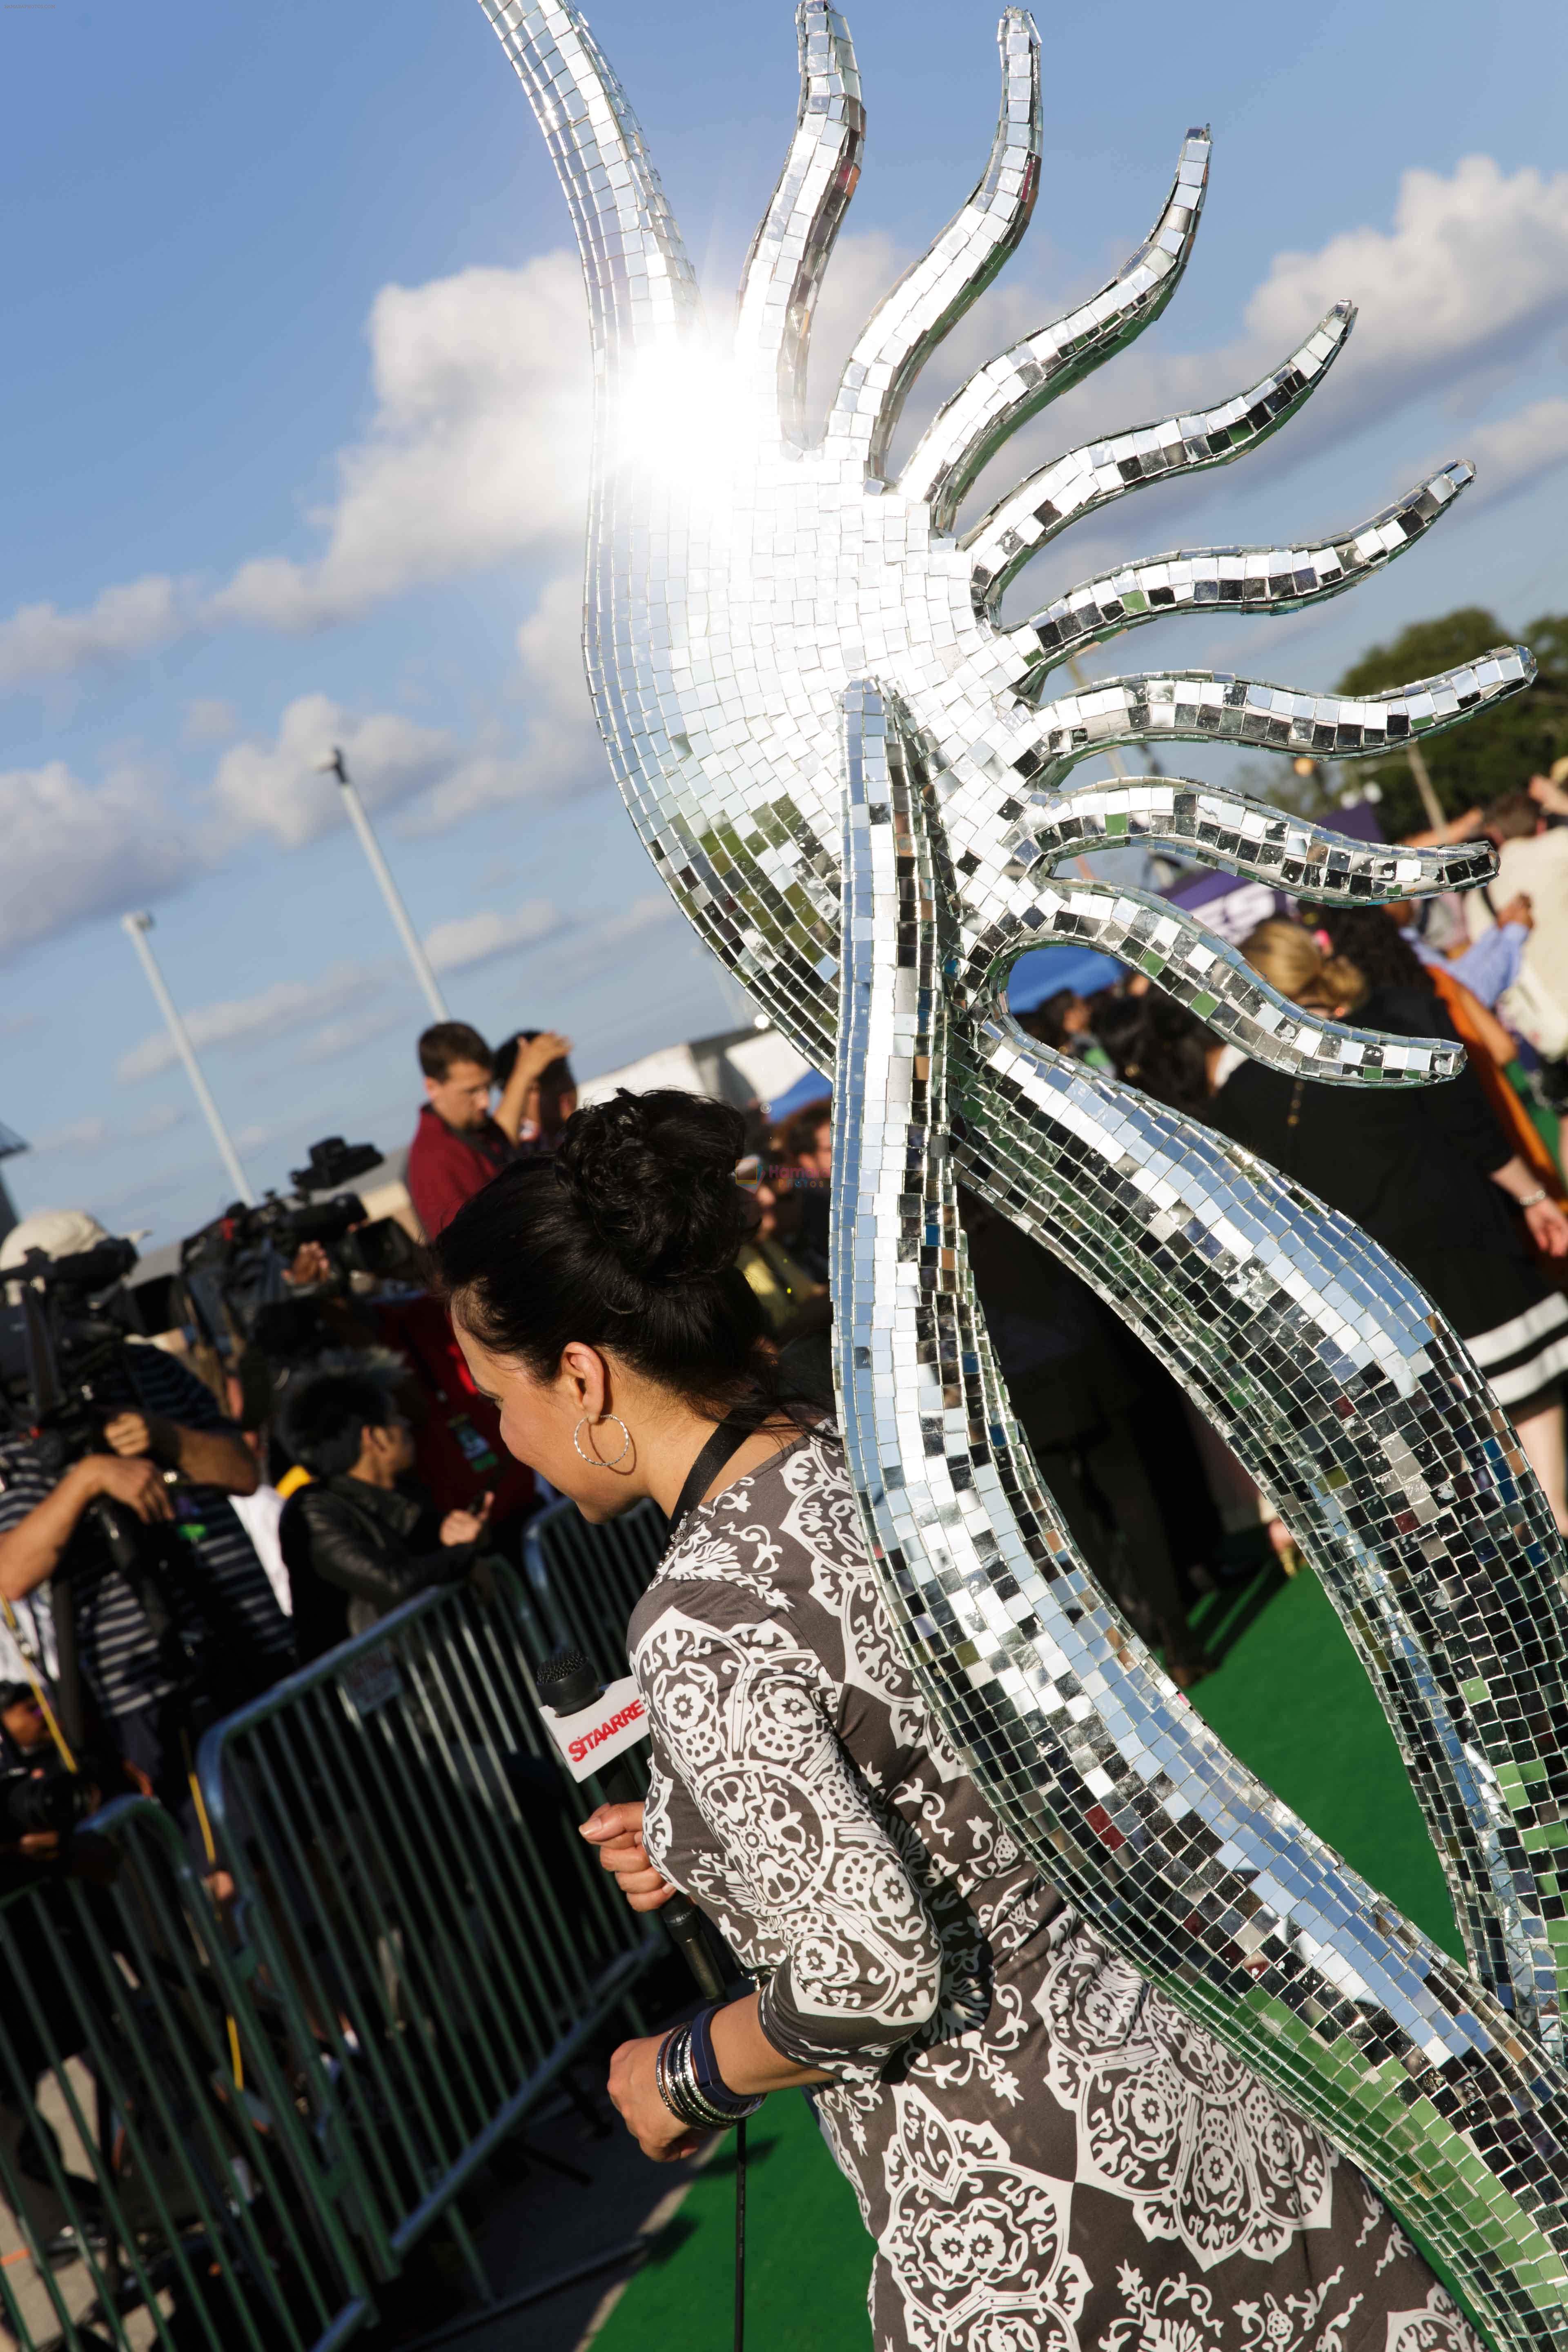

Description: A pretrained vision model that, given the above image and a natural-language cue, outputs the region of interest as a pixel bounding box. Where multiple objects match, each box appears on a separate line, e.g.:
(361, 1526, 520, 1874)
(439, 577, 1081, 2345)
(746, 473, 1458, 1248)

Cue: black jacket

(1208, 982, 1522, 1272)
(280, 1477, 474, 1666)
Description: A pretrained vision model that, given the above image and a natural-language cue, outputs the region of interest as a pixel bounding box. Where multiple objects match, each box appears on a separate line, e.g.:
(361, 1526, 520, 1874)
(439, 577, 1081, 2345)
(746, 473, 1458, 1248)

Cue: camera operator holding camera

(0, 1678, 120, 2269)
(0, 1212, 294, 1832)
(0, 1680, 106, 1861)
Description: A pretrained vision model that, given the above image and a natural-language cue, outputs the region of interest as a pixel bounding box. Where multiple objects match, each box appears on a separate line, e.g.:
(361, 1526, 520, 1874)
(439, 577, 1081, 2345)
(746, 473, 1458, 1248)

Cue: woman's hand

(607, 2032, 706, 2161)
(1525, 1197, 1568, 1258)
(579, 1800, 679, 1910)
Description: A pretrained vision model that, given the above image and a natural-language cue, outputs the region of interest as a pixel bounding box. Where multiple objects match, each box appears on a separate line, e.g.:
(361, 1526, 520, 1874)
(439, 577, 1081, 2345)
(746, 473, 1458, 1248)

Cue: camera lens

(1, 1768, 93, 1841)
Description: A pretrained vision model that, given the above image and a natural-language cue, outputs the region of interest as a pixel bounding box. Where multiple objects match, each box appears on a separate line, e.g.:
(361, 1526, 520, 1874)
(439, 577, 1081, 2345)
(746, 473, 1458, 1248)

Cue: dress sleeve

(636, 1604, 944, 2077)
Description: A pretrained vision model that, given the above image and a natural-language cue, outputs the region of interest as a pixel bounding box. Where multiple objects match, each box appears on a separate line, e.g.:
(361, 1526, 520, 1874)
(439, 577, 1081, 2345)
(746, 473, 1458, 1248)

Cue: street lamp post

(121, 913, 254, 1205)
(318, 748, 449, 1020)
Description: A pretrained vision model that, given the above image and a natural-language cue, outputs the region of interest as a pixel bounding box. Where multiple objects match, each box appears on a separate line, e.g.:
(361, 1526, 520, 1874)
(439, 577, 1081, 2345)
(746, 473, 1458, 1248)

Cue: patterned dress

(628, 1428, 1483, 2352)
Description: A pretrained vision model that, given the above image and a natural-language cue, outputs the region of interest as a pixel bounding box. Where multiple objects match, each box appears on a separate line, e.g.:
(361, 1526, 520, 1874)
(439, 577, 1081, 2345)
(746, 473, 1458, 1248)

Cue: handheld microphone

(536, 1646, 726, 2003)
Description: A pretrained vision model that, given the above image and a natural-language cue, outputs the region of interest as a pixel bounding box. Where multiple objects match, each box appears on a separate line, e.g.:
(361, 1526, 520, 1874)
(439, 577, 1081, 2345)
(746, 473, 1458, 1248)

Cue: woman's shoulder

(1209, 1054, 1287, 1129)
(1361, 981, 1457, 1043)
(628, 1423, 860, 1645)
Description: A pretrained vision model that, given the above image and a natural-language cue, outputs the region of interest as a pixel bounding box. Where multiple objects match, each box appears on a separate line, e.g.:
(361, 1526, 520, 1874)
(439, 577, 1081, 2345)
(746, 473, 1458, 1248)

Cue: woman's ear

(557, 1341, 609, 1420)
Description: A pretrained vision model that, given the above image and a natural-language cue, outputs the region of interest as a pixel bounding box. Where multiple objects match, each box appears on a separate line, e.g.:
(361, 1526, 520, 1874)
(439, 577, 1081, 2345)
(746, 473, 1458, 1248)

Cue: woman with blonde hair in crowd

(1210, 917, 1568, 1530)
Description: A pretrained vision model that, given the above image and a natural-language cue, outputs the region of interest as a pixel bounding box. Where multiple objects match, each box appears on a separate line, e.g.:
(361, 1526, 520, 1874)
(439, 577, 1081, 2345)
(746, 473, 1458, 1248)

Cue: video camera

(181, 1136, 421, 1345)
(0, 1238, 167, 1459)
(0, 1240, 213, 1742)
(0, 1760, 98, 1843)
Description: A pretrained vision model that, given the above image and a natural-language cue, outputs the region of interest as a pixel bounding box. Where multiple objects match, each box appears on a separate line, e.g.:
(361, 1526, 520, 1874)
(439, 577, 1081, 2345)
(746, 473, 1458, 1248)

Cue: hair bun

(556, 1090, 750, 1285)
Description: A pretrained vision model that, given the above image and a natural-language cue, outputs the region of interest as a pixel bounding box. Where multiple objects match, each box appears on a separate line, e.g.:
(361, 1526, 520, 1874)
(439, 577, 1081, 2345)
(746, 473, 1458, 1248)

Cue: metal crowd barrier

(0, 1795, 372, 2352)
(522, 1496, 667, 1683)
(0, 1563, 667, 2352)
(196, 1564, 663, 2301)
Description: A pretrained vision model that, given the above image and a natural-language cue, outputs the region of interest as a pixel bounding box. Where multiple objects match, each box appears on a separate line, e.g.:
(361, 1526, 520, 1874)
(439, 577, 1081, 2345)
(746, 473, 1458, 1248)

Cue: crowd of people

(13, 753, 1567, 1904)
(8, 751, 1568, 1798)
(1, 772, 1562, 2322)
(0, 1020, 838, 1900)
(1026, 767, 1568, 1552)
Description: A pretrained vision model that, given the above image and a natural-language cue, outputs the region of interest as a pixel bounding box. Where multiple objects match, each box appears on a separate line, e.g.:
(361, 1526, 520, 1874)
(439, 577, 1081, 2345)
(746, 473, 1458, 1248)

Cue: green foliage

(1331, 607, 1568, 839)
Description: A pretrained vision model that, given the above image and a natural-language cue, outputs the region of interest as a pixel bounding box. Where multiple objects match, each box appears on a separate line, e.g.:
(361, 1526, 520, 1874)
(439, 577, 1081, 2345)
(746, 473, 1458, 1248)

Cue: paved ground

(0, 2031, 701, 2352)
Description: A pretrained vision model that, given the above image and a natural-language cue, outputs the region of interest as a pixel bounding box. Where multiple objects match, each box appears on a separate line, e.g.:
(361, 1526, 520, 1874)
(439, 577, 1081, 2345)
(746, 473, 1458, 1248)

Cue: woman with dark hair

(1090, 985, 1216, 1115)
(435, 1089, 1479, 2352)
(492, 1028, 577, 1151)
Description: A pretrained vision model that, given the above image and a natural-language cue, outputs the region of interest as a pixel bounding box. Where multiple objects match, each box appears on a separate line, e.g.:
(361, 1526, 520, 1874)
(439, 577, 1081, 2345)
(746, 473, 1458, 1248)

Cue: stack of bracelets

(655, 2005, 765, 2133)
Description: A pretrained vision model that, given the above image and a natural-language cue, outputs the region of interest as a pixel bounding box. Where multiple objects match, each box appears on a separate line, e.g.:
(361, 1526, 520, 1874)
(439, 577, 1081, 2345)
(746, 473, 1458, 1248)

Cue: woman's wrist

(654, 2011, 764, 2131)
(1517, 1187, 1548, 1209)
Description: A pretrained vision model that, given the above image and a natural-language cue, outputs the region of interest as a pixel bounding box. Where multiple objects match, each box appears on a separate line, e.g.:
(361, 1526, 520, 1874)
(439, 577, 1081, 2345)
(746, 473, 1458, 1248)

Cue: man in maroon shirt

(405, 1021, 570, 1237)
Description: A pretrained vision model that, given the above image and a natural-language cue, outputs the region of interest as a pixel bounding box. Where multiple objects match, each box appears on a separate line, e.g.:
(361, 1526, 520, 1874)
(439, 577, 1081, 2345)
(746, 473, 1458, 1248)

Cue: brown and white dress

(628, 1426, 1481, 2352)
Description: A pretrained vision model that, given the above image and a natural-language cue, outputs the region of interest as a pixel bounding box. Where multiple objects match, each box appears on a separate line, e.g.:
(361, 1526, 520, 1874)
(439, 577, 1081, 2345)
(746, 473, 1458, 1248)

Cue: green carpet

(592, 2091, 874, 2352)
(1188, 1564, 1459, 1957)
(592, 1568, 1459, 2351)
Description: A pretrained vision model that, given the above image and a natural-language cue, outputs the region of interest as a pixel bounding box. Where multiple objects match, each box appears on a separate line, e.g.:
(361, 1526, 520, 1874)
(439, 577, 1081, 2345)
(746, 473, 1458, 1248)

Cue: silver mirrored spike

(837, 680, 1568, 2347)
(968, 303, 1356, 612)
(1007, 463, 1472, 679)
(477, 2, 1568, 2334)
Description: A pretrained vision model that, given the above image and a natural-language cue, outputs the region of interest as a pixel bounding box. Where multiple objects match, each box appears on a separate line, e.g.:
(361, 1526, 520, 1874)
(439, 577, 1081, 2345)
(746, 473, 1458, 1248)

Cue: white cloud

(212, 693, 455, 849)
(234, 1119, 285, 1154)
(0, 683, 558, 960)
(1242, 158, 1568, 425)
(207, 255, 592, 632)
(396, 750, 543, 838)
(0, 576, 184, 689)
(577, 893, 683, 956)
(0, 152, 1561, 711)
(298, 1003, 411, 1066)
(421, 891, 679, 978)
(1457, 397, 1568, 506)
(27, 1101, 189, 1160)
(183, 697, 238, 744)
(0, 758, 196, 960)
(116, 963, 380, 1084)
(401, 571, 605, 834)
(126, 1101, 188, 1140)
(0, 252, 591, 691)
(424, 900, 560, 973)
(1017, 155, 1568, 508)
(29, 1116, 109, 1157)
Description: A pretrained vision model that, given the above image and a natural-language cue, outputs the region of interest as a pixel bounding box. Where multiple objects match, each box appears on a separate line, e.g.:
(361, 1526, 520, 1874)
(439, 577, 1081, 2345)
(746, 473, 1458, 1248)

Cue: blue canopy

(1007, 945, 1124, 1013)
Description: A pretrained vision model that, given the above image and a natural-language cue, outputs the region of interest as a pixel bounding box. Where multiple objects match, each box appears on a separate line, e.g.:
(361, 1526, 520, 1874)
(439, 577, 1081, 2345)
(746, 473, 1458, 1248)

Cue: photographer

(0, 1678, 125, 2269)
(407, 1020, 571, 1238)
(0, 1212, 294, 1823)
(0, 1680, 102, 1863)
(278, 1369, 492, 1664)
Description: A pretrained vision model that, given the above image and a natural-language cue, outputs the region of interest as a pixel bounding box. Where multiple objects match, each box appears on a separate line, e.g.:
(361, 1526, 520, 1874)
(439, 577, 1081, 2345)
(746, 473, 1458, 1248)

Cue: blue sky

(2, 0, 1566, 1244)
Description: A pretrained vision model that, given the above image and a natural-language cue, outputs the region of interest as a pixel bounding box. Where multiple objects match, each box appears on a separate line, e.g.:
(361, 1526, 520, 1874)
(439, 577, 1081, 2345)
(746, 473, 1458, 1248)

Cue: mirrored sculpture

(474, 2, 1568, 2336)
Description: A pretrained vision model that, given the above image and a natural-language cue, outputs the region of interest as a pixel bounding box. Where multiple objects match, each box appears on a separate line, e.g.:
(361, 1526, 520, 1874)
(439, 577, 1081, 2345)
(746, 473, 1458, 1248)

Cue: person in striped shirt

(0, 1212, 294, 1827)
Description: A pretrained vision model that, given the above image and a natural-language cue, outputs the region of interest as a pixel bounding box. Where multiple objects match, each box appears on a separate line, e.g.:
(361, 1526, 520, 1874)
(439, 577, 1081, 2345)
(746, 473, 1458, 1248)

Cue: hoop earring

(572, 1413, 632, 1469)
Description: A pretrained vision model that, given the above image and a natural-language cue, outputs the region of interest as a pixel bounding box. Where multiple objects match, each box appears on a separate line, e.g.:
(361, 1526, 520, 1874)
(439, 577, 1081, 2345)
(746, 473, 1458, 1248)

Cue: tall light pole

(318, 748, 449, 1020)
(121, 913, 254, 1205)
